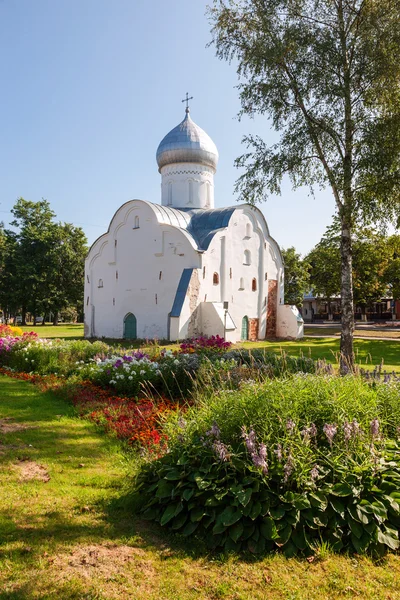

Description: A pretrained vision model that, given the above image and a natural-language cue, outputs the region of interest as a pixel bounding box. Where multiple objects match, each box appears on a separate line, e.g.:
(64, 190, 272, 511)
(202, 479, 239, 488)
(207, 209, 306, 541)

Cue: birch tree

(209, 0, 400, 370)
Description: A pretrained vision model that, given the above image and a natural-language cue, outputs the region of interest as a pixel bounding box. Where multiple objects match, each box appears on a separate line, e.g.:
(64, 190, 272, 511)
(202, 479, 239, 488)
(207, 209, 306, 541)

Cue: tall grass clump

(136, 375, 400, 556)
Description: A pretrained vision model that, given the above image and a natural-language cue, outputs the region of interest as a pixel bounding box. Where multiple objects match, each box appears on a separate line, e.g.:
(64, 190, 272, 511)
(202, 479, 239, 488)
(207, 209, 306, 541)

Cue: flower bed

(136, 374, 400, 556)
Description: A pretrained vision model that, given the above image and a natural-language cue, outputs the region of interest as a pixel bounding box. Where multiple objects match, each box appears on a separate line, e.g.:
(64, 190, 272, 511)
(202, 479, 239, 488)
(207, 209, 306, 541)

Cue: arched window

(244, 250, 251, 265)
(98, 279, 103, 288)
(168, 182, 173, 205)
(245, 223, 252, 238)
(134, 216, 139, 229)
(252, 278, 257, 292)
(239, 277, 244, 290)
(213, 272, 219, 285)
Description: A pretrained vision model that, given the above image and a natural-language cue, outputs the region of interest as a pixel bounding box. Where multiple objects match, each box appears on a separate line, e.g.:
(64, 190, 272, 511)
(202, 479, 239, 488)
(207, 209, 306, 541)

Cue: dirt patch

(53, 544, 152, 578)
(17, 460, 50, 482)
(0, 418, 32, 434)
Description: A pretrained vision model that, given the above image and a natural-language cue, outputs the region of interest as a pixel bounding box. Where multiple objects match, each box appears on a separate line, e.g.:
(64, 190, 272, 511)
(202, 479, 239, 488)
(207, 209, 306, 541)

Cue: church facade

(84, 105, 303, 342)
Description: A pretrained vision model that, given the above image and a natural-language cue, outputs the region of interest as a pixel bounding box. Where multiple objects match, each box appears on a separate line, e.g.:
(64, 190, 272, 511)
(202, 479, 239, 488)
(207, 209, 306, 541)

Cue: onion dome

(156, 108, 219, 172)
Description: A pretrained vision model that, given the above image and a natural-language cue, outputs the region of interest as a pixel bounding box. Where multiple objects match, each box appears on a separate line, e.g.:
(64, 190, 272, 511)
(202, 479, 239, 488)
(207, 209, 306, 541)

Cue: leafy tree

(306, 235, 341, 317)
(382, 235, 400, 305)
(210, 0, 400, 370)
(1, 198, 87, 325)
(281, 247, 310, 307)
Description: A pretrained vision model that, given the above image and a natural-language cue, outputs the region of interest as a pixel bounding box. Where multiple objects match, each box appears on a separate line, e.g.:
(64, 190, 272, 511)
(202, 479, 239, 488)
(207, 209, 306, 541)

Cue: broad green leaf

(182, 521, 199, 536)
(270, 505, 286, 519)
(190, 506, 205, 522)
(222, 508, 243, 527)
(142, 507, 158, 520)
(276, 524, 292, 546)
(330, 483, 353, 497)
(182, 488, 194, 502)
(309, 492, 327, 511)
(260, 517, 279, 540)
(236, 488, 252, 507)
(329, 497, 345, 517)
(348, 518, 363, 539)
(224, 537, 240, 552)
(229, 521, 244, 543)
(249, 501, 262, 520)
(283, 540, 298, 557)
(212, 520, 227, 534)
(171, 511, 187, 530)
(161, 504, 179, 526)
(156, 480, 174, 498)
(291, 526, 307, 550)
(164, 469, 182, 480)
(377, 530, 400, 550)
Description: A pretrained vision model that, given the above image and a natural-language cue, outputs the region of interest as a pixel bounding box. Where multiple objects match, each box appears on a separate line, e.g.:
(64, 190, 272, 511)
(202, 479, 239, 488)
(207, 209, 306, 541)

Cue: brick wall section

(248, 318, 259, 341)
(266, 279, 278, 338)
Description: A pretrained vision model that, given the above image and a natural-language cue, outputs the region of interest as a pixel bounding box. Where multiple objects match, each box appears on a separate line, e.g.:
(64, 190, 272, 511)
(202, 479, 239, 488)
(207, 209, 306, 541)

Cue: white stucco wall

(160, 163, 215, 210)
(85, 200, 201, 339)
(276, 305, 304, 339)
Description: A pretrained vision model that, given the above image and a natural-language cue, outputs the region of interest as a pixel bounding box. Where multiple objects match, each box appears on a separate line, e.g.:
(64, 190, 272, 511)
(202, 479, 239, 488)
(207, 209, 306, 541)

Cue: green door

(124, 313, 137, 340)
(241, 316, 249, 341)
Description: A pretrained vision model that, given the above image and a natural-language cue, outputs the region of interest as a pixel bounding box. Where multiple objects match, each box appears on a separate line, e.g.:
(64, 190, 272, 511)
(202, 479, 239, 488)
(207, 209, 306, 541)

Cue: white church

(84, 100, 303, 342)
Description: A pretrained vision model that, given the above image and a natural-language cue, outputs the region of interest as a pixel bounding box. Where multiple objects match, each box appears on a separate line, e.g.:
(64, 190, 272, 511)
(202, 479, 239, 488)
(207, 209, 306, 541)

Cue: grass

(242, 337, 400, 371)
(305, 326, 400, 339)
(20, 324, 84, 339)
(2, 376, 400, 598)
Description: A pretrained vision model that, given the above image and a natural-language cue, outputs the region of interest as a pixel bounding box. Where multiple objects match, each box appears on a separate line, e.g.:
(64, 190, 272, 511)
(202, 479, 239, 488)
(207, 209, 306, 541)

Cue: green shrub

(136, 375, 400, 556)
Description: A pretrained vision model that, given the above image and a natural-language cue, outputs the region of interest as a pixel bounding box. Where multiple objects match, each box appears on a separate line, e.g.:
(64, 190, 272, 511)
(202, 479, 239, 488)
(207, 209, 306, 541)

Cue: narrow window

(86, 296, 89, 305)
(265, 272, 268, 281)
(114, 239, 117, 247)
(188, 180, 193, 204)
(264, 296, 267, 306)
(239, 278, 244, 290)
(168, 182, 173, 205)
(155, 294, 158, 304)
(205, 182, 211, 208)
(245, 223, 251, 238)
(113, 298, 115, 306)
(244, 250, 251, 265)
(252, 278, 257, 292)
(86, 275, 90, 283)
(229, 267, 232, 279)
(213, 272, 219, 285)
(116, 270, 118, 280)
(98, 279, 103, 288)
(203, 266, 206, 279)
(264, 242, 267, 249)
(134, 216, 139, 229)
(204, 294, 207, 302)
(159, 271, 162, 280)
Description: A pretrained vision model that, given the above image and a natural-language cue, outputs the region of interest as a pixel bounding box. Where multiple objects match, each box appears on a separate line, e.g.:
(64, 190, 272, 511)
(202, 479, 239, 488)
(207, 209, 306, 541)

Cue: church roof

(156, 109, 219, 172)
(182, 207, 237, 250)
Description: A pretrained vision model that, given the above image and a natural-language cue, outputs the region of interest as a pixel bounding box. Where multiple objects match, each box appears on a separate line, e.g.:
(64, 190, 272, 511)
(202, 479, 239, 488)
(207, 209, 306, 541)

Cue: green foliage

(209, 0, 400, 368)
(0, 198, 87, 322)
(281, 247, 310, 308)
(137, 375, 400, 555)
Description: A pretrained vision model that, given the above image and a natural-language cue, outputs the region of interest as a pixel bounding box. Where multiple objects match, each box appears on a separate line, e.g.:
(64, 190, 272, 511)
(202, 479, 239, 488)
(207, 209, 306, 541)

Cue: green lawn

(20, 323, 84, 338)
(2, 376, 400, 599)
(242, 337, 400, 371)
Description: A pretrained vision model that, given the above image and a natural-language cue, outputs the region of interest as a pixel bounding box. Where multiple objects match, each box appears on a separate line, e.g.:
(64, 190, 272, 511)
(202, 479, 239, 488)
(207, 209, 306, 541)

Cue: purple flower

(206, 421, 221, 439)
(310, 464, 319, 483)
(274, 443, 283, 461)
(323, 423, 337, 447)
(286, 419, 295, 434)
(283, 453, 294, 483)
(242, 427, 268, 475)
(301, 423, 317, 443)
(370, 418, 380, 439)
(241, 426, 257, 453)
(212, 440, 230, 462)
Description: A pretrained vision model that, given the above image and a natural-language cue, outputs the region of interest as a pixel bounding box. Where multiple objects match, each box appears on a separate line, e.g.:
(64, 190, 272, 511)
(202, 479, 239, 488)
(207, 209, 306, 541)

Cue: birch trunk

(340, 219, 354, 372)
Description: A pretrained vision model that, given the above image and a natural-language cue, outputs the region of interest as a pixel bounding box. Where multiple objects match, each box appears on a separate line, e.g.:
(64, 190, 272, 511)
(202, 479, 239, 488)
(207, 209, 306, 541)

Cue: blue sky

(0, 0, 337, 254)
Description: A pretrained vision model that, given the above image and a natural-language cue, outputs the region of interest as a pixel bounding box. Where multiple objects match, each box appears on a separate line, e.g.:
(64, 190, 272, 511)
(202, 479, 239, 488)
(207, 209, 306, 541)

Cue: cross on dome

(181, 92, 193, 113)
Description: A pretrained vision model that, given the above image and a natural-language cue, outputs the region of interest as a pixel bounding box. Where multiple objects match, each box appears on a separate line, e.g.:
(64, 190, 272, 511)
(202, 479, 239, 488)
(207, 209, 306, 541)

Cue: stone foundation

(248, 318, 259, 341)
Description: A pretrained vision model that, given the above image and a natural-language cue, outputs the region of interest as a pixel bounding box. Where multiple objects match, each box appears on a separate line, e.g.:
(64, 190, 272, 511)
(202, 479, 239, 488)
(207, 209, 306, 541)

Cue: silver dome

(156, 109, 219, 172)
